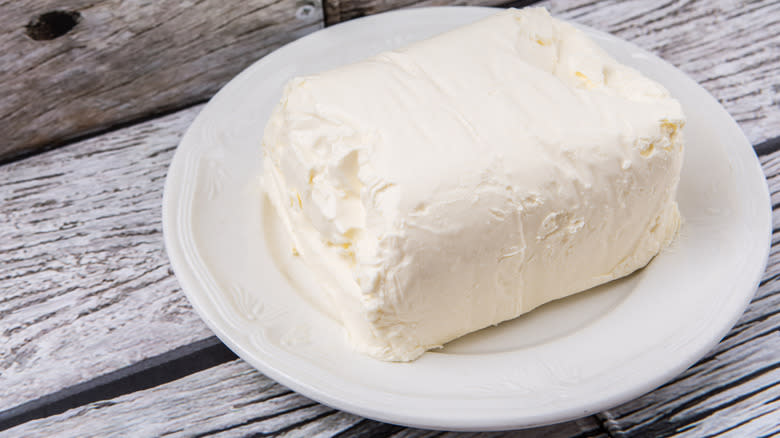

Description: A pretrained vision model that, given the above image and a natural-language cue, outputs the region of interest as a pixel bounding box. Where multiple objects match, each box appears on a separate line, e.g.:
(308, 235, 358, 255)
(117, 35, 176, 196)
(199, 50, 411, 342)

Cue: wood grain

(540, 0, 780, 146)
(0, 337, 236, 431)
(0, 106, 214, 410)
(323, 0, 514, 26)
(0, 0, 323, 162)
(0, 359, 607, 437)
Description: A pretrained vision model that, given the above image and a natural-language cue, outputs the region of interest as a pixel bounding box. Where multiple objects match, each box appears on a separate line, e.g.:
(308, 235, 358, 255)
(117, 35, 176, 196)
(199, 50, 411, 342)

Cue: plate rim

(162, 6, 772, 431)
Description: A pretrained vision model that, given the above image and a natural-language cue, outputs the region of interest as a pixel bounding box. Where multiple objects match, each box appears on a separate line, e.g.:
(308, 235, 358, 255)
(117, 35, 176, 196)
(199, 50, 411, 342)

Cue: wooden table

(1, 0, 778, 436)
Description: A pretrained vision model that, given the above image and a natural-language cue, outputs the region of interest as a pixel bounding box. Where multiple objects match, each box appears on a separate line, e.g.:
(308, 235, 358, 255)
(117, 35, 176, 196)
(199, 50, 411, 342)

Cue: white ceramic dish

(162, 7, 771, 431)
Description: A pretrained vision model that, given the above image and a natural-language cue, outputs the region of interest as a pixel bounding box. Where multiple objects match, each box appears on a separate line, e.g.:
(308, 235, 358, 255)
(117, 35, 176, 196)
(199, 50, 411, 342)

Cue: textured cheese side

(262, 7, 685, 361)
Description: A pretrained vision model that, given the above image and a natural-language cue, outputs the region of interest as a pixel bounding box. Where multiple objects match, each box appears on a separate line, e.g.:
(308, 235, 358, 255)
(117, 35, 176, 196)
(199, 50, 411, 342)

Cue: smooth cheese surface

(262, 7, 685, 361)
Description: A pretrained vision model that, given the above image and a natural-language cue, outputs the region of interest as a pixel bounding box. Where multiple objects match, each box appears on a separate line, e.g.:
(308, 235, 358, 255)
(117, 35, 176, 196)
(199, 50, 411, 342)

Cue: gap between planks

(0, 359, 611, 437)
(0, 337, 235, 431)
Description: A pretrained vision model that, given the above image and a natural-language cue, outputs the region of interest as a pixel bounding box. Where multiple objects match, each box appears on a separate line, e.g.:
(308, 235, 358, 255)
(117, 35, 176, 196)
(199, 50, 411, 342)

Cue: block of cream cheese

(262, 7, 684, 361)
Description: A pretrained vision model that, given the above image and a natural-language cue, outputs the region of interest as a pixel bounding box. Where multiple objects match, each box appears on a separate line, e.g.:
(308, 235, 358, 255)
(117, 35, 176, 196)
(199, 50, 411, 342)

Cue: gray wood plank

(0, 337, 235, 431)
(0, 359, 607, 437)
(322, 0, 512, 26)
(0, 0, 323, 161)
(0, 105, 214, 410)
(540, 0, 780, 145)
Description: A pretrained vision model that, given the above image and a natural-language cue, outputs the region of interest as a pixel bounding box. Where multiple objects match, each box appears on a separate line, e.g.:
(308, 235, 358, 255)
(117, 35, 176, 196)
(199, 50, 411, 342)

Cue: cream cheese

(262, 7, 685, 361)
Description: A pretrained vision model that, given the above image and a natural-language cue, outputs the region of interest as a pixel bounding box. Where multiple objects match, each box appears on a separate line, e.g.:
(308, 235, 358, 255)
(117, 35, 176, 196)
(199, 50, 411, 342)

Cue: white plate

(162, 7, 771, 431)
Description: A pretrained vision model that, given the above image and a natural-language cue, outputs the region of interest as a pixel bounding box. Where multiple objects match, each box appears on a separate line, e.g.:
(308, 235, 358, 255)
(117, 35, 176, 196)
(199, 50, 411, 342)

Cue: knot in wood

(296, 3, 316, 20)
(25, 10, 81, 41)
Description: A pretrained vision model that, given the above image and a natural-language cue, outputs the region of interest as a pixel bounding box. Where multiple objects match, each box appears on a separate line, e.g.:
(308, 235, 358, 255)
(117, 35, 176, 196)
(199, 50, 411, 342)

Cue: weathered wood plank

(540, 0, 780, 146)
(593, 149, 780, 438)
(0, 359, 607, 437)
(0, 337, 236, 430)
(0, 0, 323, 162)
(322, 0, 517, 26)
(0, 106, 214, 410)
